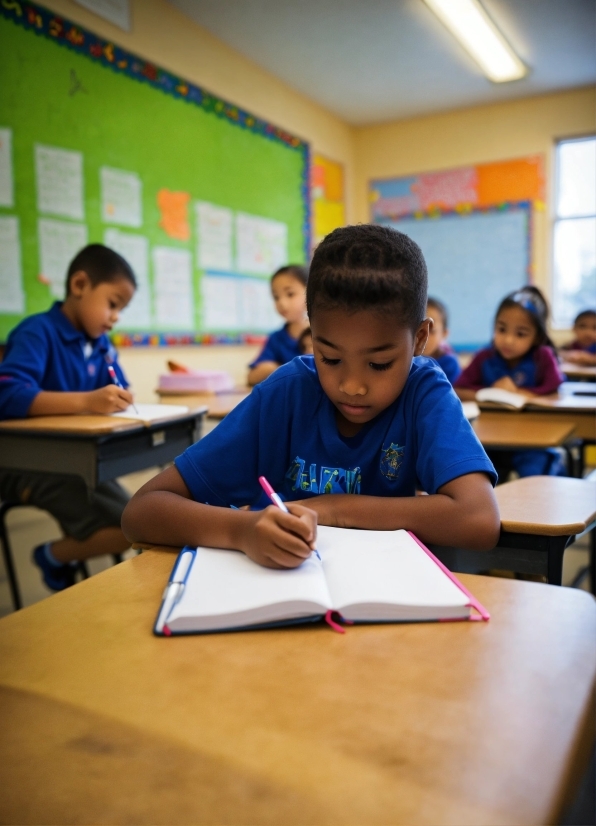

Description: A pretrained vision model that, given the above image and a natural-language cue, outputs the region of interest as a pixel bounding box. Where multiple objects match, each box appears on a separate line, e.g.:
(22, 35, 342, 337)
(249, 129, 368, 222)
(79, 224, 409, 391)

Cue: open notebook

(154, 526, 488, 635)
(112, 403, 190, 423)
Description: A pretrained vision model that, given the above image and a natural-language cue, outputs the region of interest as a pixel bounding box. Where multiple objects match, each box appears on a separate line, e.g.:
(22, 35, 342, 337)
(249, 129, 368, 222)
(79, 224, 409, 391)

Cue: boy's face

(425, 305, 446, 357)
(67, 271, 135, 339)
(574, 315, 596, 348)
(311, 307, 430, 436)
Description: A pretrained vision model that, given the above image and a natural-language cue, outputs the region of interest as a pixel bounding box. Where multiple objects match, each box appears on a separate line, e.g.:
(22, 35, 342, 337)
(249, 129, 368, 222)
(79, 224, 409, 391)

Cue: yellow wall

(353, 87, 596, 338)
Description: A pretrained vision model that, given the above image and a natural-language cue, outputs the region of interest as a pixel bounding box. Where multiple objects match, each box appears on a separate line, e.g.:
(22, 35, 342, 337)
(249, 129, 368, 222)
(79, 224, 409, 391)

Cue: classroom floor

(1, 460, 594, 617)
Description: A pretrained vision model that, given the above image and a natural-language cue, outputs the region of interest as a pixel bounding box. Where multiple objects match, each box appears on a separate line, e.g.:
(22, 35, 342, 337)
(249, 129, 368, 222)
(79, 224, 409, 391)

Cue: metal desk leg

(0, 502, 22, 611)
(546, 535, 573, 586)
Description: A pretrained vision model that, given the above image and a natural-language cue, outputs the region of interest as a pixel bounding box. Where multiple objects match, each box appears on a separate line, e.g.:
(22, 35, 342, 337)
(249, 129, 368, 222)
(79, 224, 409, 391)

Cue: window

(552, 136, 596, 328)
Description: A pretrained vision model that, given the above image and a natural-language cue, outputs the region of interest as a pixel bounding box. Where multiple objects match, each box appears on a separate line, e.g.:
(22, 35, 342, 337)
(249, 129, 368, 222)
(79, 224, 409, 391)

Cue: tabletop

(158, 389, 250, 419)
(0, 407, 204, 435)
(0, 551, 594, 826)
(560, 361, 596, 380)
(473, 411, 575, 448)
(495, 475, 596, 536)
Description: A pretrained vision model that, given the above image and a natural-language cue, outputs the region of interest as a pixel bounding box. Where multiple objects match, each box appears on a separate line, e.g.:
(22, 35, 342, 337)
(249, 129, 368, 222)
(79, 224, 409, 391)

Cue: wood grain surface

(473, 412, 575, 448)
(0, 551, 594, 825)
(495, 475, 596, 535)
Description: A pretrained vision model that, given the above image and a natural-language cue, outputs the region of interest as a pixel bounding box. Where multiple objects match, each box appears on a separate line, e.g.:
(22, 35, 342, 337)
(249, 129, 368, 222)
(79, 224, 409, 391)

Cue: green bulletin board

(0, 2, 309, 344)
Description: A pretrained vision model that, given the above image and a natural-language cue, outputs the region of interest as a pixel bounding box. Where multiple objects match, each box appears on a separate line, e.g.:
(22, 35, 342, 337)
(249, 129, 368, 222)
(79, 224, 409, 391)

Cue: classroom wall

(353, 87, 596, 340)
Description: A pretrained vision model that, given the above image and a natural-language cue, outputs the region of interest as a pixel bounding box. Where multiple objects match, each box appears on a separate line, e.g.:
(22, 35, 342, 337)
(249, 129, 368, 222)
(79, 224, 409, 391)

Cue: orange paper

(157, 189, 191, 241)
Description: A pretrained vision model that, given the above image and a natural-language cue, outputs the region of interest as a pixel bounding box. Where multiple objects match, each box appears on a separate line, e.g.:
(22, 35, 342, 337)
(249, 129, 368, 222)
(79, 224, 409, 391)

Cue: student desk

(435, 476, 596, 586)
(157, 389, 251, 420)
(0, 409, 207, 490)
(472, 411, 576, 449)
(560, 361, 596, 381)
(0, 550, 594, 826)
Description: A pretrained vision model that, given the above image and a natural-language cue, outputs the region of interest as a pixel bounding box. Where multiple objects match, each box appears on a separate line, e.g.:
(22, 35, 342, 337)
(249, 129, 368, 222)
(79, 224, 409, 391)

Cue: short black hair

(66, 244, 136, 294)
(495, 286, 554, 348)
(271, 264, 308, 286)
(427, 296, 449, 330)
(574, 309, 596, 325)
(307, 224, 427, 331)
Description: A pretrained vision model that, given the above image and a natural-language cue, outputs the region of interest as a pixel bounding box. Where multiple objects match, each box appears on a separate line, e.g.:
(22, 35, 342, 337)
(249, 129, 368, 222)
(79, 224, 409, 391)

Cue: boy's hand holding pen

(239, 476, 318, 569)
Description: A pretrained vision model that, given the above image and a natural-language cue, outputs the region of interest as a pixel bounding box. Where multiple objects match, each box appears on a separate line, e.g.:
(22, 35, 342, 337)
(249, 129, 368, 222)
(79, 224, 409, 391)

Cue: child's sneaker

(32, 543, 76, 591)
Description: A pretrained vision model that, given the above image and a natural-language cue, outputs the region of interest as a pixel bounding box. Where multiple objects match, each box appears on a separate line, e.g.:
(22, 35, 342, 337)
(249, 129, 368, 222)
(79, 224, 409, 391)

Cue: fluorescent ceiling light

(423, 0, 527, 83)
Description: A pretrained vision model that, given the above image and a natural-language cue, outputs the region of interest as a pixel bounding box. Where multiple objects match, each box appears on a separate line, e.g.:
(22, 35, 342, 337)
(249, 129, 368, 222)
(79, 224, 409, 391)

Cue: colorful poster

(370, 156, 545, 221)
(38, 218, 88, 298)
(0, 128, 14, 208)
(153, 246, 193, 328)
(100, 166, 142, 227)
(104, 228, 151, 328)
(311, 154, 345, 249)
(195, 201, 233, 271)
(0, 216, 25, 313)
(35, 144, 84, 220)
(157, 189, 191, 241)
(236, 213, 287, 276)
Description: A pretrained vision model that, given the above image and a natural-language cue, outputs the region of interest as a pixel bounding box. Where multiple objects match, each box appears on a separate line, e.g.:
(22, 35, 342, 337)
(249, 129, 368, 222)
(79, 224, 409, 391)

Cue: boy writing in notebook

(123, 225, 499, 567)
(0, 244, 136, 590)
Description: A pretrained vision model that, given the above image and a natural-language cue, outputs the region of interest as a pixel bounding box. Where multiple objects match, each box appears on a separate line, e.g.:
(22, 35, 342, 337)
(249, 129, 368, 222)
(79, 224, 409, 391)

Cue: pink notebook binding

(407, 531, 490, 622)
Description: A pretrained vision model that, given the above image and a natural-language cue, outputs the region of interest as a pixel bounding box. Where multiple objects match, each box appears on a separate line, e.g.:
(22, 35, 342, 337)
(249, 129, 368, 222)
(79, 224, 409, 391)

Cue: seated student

(425, 296, 461, 384)
(0, 244, 137, 590)
(455, 286, 565, 478)
(560, 309, 596, 366)
(123, 225, 500, 567)
(247, 265, 309, 386)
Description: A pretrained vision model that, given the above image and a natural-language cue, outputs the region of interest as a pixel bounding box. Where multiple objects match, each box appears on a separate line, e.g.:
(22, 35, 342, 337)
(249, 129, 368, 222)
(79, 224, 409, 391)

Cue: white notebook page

(167, 547, 333, 630)
(317, 526, 469, 619)
(112, 403, 190, 422)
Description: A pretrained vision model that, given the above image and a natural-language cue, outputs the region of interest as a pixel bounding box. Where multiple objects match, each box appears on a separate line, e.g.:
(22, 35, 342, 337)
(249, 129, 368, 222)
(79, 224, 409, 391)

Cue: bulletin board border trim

(1, 0, 311, 256)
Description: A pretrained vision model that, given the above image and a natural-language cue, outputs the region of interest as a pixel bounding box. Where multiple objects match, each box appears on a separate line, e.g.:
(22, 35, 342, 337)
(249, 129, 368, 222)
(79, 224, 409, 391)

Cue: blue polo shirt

(249, 325, 301, 368)
(432, 352, 461, 385)
(176, 355, 496, 508)
(0, 302, 128, 420)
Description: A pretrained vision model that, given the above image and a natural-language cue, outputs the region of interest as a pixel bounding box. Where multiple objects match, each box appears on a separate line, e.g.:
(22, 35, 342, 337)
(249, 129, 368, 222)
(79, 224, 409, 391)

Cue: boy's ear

(68, 270, 91, 297)
(414, 318, 432, 356)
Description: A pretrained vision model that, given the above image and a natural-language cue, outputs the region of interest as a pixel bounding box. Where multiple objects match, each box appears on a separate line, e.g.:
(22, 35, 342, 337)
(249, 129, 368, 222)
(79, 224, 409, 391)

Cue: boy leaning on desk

(123, 225, 500, 567)
(0, 244, 137, 591)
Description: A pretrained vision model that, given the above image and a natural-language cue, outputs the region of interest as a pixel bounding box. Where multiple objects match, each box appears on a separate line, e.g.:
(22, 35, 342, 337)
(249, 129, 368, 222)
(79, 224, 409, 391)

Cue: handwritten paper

(104, 229, 151, 328)
(0, 216, 25, 313)
(236, 213, 288, 276)
(0, 128, 14, 208)
(35, 144, 84, 220)
(38, 218, 88, 298)
(157, 189, 191, 241)
(100, 167, 142, 227)
(195, 201, 233, 271)
(201, 273, 278, 331)
(153, 247, 194, 329)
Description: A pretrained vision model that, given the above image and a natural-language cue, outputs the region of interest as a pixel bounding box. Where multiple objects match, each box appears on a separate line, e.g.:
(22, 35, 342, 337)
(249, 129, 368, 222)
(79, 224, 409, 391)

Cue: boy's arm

(28, 386, 133, 416)
(247, 361, 279, 386)
(290, 472, 500, 551)
(122, 465, 318, 569)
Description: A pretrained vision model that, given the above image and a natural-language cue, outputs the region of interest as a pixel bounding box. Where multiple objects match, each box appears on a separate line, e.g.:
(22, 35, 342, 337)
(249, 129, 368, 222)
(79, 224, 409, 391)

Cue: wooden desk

(157, 390, 250, 420)
(0, 409, 206, 489)
(473, 412, 576, 448)
(0, 551, 594, 826)
(560, 361, 596, 381)
(434, 476, 596, 586)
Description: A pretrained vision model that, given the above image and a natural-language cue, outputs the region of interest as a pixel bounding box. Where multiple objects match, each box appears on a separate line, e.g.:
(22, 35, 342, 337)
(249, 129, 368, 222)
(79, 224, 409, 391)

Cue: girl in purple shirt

(455, 286, 565, 478)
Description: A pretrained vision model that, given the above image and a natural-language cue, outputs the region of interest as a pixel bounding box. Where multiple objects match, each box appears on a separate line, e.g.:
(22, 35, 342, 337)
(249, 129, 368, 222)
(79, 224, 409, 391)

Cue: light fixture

(422, 0, 527, 83)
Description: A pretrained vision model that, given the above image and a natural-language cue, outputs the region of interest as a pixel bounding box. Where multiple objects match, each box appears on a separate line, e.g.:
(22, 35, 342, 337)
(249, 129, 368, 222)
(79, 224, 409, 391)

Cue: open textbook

(112, 403, 190, 423)
(154, 526, 488, 635)
(475, 388, 528, 409)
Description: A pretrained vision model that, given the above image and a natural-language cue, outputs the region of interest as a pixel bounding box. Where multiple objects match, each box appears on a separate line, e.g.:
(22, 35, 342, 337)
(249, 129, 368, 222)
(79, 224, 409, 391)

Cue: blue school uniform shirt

(249, 325, 301, 368)
(176, 355, 496, 508)
(0, 302, 128, 420)
(432, 352, 461, 385)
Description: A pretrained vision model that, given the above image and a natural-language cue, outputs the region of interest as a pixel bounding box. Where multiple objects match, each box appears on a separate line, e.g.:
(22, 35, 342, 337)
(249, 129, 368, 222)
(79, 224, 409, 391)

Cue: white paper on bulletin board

(388, 209, 529, 348)
(105, 228, 151, 328)
(236, 213, 287, 276)
(35, 144, 85, 220)
(38, 218, 88, 298)
(153, 246, 194, 329)
(0, 216, 25, 313)
(202, 273, 278, 331)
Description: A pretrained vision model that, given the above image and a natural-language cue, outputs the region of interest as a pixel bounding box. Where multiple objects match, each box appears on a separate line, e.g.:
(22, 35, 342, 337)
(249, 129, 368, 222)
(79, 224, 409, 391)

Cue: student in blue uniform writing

(247, 264, 309, 386)
(425, 297, 461, 384)
(455, 286, 565, 478)
(124, 225, 499, 568)
(0, 244, 136, 590)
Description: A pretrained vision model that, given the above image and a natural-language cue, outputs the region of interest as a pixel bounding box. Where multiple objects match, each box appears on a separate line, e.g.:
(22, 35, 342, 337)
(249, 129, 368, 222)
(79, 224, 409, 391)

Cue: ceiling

(168, 0, 596, 125)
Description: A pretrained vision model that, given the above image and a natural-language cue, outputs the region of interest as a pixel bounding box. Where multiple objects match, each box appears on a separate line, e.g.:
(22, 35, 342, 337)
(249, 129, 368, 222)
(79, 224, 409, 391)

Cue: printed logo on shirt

(87, 363, 96, 376)
(380, 442, 404, 480)
(512, 370, 527, 387)
(285, 456, 361, 495)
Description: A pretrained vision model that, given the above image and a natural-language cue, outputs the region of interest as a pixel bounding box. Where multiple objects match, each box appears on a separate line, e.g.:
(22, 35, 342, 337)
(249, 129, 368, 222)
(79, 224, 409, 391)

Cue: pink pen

(107, 364, 138, 414)
(258, 476, 320, 560)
